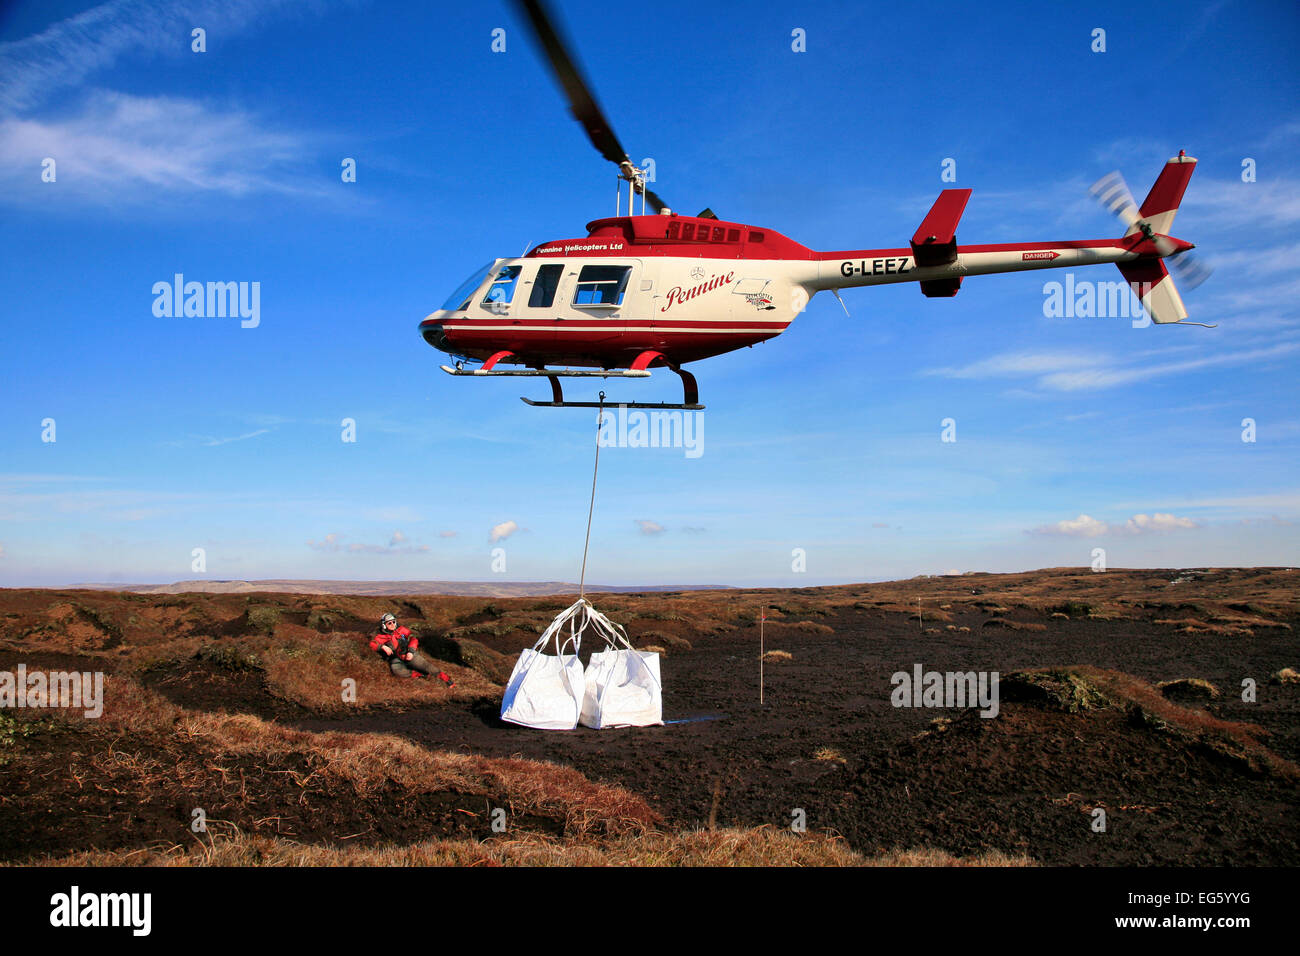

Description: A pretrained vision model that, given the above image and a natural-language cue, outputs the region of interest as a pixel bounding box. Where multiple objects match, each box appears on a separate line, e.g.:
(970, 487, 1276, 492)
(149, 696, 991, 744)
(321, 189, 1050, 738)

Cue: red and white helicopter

(421, 0, 1211, 410)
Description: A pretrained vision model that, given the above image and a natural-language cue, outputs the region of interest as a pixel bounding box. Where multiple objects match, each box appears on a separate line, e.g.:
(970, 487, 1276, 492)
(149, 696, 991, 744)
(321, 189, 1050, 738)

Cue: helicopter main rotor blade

(513, 0, 668, 213)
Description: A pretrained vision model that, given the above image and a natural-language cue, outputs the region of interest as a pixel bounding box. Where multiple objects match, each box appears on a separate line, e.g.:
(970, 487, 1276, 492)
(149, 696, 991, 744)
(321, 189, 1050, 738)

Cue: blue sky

(1, 0, 1297, 587)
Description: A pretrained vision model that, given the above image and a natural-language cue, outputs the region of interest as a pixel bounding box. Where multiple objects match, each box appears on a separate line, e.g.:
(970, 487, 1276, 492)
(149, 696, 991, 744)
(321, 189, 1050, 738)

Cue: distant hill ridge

(70, 579, 733, 597)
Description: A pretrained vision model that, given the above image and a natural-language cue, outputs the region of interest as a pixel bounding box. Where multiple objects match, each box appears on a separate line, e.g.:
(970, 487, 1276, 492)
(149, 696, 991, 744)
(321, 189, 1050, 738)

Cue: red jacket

(370, 625, 416, 656)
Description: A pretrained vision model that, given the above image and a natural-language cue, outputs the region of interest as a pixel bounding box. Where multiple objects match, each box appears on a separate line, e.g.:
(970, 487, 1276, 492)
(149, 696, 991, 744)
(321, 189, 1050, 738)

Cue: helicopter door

(557, 259, 642, 344)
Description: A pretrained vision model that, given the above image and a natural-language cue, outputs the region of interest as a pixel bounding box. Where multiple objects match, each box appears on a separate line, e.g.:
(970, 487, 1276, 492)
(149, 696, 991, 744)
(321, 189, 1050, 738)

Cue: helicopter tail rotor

(1089, 153, 1213, 291)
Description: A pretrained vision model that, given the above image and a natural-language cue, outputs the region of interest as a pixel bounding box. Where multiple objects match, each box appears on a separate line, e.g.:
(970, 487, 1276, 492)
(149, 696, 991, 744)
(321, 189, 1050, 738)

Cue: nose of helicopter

(420, 319, 450, 352)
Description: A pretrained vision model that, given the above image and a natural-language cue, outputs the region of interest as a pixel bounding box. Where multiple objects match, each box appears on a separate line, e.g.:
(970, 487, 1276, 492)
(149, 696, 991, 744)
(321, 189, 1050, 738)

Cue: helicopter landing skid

(522, 363, 702, 410)
(439, 352, 704, 410)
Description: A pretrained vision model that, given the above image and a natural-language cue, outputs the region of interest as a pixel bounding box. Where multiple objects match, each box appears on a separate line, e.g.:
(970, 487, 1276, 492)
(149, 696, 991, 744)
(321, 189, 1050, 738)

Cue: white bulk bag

(580, 648, 662, 728)
(500, 600, 587, 730)
(577, 606, 662, 729)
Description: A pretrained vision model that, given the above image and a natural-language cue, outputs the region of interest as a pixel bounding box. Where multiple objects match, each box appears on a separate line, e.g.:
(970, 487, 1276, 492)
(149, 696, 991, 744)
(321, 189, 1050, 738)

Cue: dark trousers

(389, 649, 437, 679)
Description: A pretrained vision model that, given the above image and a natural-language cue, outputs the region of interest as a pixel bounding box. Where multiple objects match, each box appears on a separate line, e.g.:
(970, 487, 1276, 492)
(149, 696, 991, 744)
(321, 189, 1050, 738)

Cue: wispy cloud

(0, 91, 320, 202)
(202, 428, 271, 447)
(1208, 241, 1300, 277)
(927, 342, 1300, 392)
(1037, 343, 1300, 391)
(0, 0, 320, 114)
(635, 519, 665, 535)
(1117, 490, 1300, 514)
(307, 531, 430, 555)
(1182, 176, 1300, 231)
(347, 541, 429, 555)
(165, 427, 271, 447)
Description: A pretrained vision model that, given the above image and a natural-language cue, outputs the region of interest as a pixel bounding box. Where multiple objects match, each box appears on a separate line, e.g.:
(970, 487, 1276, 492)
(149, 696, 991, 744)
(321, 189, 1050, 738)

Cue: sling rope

(577, 392, 606, 599)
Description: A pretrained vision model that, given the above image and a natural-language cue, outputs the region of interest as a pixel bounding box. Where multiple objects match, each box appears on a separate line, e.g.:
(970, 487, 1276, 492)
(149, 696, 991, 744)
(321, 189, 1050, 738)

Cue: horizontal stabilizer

(911, 189, 972, 268)
(919, 277, 963, 297)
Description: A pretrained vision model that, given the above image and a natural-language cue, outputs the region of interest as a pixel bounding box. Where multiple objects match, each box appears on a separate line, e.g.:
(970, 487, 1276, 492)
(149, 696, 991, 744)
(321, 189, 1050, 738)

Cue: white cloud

(307, 533, 342, 551)
(1032, 514, 1109, 538)
(635, 520, 665, 535)
(490, 520, 518, 543)
(389, 531, 407, 546)
(1124, 513, 1198, 533)
(1031, 512, 1200, 537)
(438, 530, 457, 538)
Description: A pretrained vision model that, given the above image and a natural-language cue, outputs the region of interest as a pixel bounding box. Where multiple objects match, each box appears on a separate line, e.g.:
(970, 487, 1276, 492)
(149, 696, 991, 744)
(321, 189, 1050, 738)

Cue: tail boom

(805, 153, 1202, 325)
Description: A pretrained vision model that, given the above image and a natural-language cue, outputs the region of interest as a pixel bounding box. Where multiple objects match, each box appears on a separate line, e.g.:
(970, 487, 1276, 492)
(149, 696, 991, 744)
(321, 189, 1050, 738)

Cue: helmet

(380, 613, 397, 625)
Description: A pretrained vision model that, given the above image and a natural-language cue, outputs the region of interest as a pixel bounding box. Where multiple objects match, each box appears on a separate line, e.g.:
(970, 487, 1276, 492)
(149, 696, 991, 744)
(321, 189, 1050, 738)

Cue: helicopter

(420, 0, 1211, 410)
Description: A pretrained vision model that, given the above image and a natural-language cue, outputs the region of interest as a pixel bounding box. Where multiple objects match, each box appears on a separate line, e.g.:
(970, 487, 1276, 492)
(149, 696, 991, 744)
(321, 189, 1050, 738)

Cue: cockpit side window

(440, 262, 496, 311)
(528, 263, 565, 308)
(482, 265, 523, 305)
(574, 265, 631, 305)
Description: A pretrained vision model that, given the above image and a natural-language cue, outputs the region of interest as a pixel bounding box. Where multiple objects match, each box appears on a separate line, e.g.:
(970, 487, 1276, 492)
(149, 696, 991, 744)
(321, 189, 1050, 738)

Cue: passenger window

(573, 265, 632, 305)
(528, 263, 565, 308)
(482, 265, 522, 305)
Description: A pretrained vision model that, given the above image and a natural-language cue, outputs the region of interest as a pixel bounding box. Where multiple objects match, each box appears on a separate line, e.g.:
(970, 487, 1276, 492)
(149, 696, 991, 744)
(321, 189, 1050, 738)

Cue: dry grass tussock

(259, 633, 496, 710)
(133, 631, 497, 711)
(18, 828, 1037, 868)
(54, 676, 658, 835)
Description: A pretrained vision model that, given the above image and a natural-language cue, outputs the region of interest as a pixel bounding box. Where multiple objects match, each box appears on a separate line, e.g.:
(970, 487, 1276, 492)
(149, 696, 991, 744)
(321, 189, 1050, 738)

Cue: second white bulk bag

(576, 604, 662, 728)
(580, 647, 662, 728)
